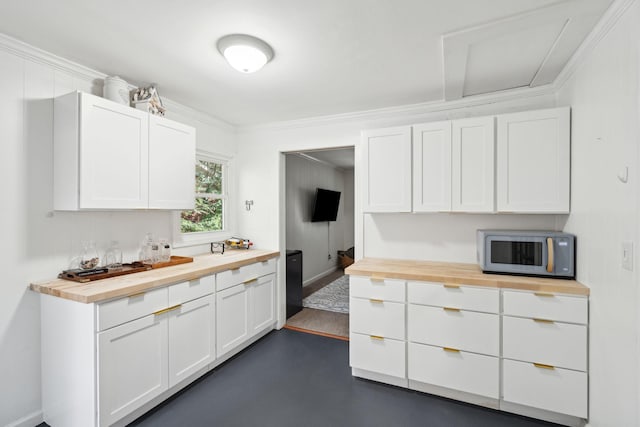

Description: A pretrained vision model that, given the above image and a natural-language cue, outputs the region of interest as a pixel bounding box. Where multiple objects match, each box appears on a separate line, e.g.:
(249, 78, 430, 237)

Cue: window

(181, 158, 225, 233)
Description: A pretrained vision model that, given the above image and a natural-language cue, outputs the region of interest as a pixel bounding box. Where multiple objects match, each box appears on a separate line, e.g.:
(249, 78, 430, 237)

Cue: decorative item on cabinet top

(131, 85, 166, 116)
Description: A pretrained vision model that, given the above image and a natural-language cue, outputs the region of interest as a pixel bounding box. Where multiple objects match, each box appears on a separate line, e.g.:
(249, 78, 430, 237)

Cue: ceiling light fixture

(217, 34, 274, 73)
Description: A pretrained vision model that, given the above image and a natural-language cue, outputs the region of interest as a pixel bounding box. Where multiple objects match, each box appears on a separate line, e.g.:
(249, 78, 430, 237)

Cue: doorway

(282, 148, 355, 340)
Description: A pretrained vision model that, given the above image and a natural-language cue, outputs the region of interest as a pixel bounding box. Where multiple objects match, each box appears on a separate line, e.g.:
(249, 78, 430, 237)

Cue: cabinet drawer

(408, 281, 498, 313)
(503, 359, 587, 418)
(408, 342, 499, 399)
(350, 275, 405, 302)
(98, 287, 168, 332)
(350, 298, 405, 340)
(349, 332, 406, 379)
(168, 275, 215, 305)
(503, 316, 587, 371)
(503, 291, 588, 324)
(216, 259, 276, 292)
(408, 304, 499, 356)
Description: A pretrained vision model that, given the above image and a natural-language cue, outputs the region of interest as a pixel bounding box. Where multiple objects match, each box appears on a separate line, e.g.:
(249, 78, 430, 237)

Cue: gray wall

(285, 154, 354, 285)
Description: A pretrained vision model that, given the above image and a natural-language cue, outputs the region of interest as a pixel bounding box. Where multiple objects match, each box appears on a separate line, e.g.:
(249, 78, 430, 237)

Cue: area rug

(303, 274, 349, 313)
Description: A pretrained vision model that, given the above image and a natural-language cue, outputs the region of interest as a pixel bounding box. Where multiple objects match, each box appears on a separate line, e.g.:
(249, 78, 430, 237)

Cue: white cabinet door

(451, 117, 495, 212)
(216, 283, 250, 358)
(79, 93, 149, 209)
(362, 126, 412, 212)
(412, 121, 452, 212)
(497, 107, 570, 213)
(148, 115, 196, 209)
(168, 295, 215, 388)
(98, 314, 168, 427)
(250, 273, 276, 335)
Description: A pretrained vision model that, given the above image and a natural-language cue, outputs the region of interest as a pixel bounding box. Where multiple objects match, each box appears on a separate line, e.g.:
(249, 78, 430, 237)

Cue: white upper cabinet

(56, 92, 150, 209)
(54, 91, 195, 210)
(496, 107, 570, 213)
(451, 117, 495, 212)
(148, 115, 196, 209)
(362, 126, 412, 213)
(412, 121, 452, 212)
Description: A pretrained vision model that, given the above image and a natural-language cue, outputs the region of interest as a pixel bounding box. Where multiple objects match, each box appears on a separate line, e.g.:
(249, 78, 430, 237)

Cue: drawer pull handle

(128, 292, 146, 299)
(153, 304, 182, 316)
(231, 267, 241, 272)
(533, 363, 555, 370)
(370, 276, 386, 282)
(443, 307, 460, 312)
(244, 278, 258, 285)
(533, 318, 554, 324)
(534, 292, 554, 297)
(443, 284, 460, 289)
(369, 298, 384, 304)
(443, 347, 460, 353)
(370, 335, 384, 341)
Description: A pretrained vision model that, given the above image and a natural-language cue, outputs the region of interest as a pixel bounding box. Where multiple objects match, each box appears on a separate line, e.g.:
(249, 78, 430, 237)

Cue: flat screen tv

(311, 188, 341, 222)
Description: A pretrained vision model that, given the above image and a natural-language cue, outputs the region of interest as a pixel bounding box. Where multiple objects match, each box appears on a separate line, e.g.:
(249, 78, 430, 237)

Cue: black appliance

(286, 250, 303, 318)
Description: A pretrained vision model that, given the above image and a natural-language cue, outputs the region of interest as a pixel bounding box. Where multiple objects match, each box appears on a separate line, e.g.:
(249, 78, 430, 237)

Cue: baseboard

(6, 410, 43, 427)
(303, 267, 339, 287)
(351, 368, 408, 388)
(499, 401, 586, 427)
(408, 380, 500, 410)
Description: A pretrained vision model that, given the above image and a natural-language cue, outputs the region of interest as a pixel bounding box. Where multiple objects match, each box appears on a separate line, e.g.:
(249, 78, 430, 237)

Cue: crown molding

(236, 83, 556, 133)
(162, 98, 235, 132)
(553, 0, 636, 91)
(0, 32, 107, 82)
(0, 32, 234, 131)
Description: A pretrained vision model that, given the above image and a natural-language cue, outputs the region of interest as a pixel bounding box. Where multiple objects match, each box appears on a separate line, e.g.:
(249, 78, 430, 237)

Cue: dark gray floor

(121, 329, 559, 427)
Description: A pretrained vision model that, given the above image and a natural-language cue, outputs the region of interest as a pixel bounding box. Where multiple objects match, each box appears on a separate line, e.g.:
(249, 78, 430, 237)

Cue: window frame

(172, 150, 234, 248)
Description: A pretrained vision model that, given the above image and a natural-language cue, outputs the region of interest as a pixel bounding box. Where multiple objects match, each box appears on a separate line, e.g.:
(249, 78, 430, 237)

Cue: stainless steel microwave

(477, 230, 575, 278)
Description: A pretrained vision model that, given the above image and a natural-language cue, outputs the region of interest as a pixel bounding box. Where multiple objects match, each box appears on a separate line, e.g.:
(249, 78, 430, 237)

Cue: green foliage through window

(181, 159, 224, 233)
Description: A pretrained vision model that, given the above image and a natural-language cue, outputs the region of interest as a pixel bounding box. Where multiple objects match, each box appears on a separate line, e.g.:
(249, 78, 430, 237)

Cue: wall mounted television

(311, 188, 341, 222)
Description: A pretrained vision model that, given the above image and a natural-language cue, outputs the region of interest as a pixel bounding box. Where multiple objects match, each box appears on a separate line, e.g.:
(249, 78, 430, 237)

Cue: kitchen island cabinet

(346, 258, 589, 427)
(32, 250, 278, 427)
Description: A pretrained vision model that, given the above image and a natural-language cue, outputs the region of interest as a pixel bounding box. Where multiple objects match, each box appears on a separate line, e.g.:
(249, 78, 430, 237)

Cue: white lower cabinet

(503, 359, 587, 418)
(41, 258, 278, 427)
(217, 272, 277, 359)
(216, 283, 250, 357)
(251, 274, 276, 334)
(349, 275, 589, 426)
(408, 304, 499, 356)
(168, 295, 216, 387)
(408, 342, 499, 398)
(350, 333, 406, 378)
(98, 314, 168, 427)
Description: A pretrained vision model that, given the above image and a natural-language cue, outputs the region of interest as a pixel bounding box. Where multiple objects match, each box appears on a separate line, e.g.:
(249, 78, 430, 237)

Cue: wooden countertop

(345, 258, 589, 296)
(30, 249, 280, 303)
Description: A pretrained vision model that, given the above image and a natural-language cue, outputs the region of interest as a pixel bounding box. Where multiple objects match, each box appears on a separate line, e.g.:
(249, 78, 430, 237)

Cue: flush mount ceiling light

(217, 34, 274, 73)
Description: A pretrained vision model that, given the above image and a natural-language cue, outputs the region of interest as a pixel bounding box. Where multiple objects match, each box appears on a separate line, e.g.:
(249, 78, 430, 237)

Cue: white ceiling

(0, 0, 612, 125)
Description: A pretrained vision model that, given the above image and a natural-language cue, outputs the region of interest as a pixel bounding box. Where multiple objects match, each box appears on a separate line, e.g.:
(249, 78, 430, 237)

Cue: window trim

(172, 151, 234, 248)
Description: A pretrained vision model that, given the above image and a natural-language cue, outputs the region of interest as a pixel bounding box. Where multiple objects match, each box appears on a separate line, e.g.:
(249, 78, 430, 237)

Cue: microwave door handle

(546, 237, 554, 273)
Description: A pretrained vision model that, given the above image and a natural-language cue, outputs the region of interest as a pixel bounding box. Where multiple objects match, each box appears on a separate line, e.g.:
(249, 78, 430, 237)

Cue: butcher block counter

(30, 249, 279, 303)
(345, 257, 589, 296)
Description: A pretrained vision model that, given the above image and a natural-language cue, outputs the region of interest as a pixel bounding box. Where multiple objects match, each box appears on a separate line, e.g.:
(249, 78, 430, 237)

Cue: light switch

(622, 241, 633, 271)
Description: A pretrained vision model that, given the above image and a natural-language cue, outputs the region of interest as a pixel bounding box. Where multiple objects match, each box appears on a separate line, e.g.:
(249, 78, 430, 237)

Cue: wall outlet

(622, 241, 633, 271)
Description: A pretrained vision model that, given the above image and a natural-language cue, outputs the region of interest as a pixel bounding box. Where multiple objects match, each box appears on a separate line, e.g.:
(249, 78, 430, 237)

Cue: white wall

(285, 154, 353, 284)
(343, 169, 355, 249)
(0, 39, 235, 426)
(556, 2, 640, 425)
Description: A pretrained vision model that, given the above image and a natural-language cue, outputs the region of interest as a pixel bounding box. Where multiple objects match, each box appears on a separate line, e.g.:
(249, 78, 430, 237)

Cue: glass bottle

(158, 238, 171, 262)
(80, 240, 100, 270)
(139, 233, 155, 264)
(104, 240, 123, 270)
